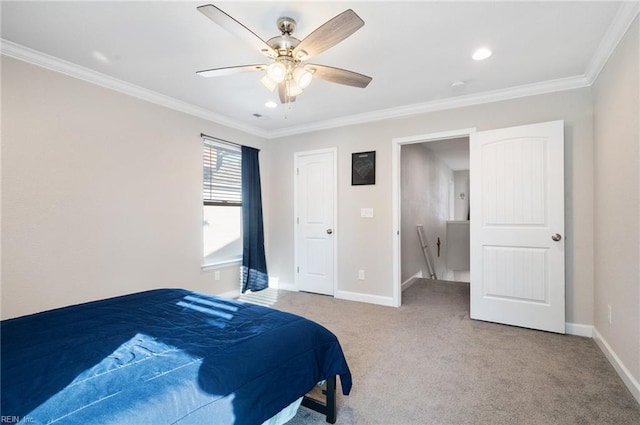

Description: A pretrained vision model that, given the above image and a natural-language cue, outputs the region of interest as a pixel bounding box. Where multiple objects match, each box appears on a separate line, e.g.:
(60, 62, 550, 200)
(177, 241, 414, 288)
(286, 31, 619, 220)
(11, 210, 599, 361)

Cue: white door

(294, 149, 336, 295)
(470, 120, 565, 333)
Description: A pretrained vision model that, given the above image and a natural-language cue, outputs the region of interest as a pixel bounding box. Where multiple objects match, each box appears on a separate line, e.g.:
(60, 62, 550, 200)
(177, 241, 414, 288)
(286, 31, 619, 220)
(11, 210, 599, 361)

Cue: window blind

(203, 138, 242, 206)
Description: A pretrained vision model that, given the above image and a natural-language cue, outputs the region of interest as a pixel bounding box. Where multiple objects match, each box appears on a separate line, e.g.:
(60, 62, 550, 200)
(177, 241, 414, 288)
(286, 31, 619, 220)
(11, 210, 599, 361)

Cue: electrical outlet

(607, 305, 612, 324)
(214, 271, 220, 281)
(358, 270, 365, 280)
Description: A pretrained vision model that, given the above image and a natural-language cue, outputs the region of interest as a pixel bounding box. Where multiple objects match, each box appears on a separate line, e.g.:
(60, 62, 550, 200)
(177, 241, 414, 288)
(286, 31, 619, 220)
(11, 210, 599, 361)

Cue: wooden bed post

(302, 375, 337, 423)
(325, 375, 336, 423)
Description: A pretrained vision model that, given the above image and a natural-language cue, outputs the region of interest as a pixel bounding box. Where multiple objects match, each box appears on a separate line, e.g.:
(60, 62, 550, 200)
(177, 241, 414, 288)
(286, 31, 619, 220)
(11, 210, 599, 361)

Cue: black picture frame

(351, 151, 376, 185)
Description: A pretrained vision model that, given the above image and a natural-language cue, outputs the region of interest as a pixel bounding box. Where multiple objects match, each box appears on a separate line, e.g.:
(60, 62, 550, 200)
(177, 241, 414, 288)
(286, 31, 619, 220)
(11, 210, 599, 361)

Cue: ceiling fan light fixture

(293, 67, 313, 89)
(286, 79, 304, 97)
(260, 74, 277, 92)
(267, 62, 287, 82)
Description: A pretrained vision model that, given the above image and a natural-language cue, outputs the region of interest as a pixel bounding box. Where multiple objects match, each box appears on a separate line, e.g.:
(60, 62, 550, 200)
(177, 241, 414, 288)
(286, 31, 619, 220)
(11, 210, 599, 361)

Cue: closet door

(294, 149, 337, 296)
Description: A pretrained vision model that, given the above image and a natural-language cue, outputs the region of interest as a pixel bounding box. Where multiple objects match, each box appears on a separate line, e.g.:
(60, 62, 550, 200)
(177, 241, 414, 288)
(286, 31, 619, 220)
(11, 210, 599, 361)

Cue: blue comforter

(1, 289, 352, 424)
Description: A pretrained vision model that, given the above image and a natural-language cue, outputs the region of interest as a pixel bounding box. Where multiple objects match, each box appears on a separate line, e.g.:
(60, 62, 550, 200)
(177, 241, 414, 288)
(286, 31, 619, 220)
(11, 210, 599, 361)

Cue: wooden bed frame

(302, 375, 337, 423)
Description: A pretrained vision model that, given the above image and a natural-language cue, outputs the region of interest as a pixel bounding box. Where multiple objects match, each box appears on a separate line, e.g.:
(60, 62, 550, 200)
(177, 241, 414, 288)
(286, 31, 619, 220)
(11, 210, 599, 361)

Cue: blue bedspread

(1, 289, 352, 424)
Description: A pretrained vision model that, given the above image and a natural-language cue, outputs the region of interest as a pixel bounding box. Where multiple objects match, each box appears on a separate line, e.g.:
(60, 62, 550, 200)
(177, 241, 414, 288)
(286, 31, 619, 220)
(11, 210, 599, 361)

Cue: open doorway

(391, 128, 475, 307)
(400, 137, 470, 287)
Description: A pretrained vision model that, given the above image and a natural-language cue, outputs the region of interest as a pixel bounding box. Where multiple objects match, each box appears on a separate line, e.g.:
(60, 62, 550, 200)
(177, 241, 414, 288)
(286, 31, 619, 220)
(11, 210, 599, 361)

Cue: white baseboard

(267, 276, 300, 292)
(593, 328, 640, 405)
(217, 277, 295, 297)
(335, 290, 395, 307)
(565, 322, 593, 337)
(401, 271, 423, 291)
(268, 276, 280, 288)
(275, 282, 297, 292)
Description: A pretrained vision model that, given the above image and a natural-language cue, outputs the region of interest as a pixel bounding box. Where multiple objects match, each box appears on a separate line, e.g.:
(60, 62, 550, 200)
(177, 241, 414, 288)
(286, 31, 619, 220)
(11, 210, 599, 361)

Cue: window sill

(201, 258, 242, 271)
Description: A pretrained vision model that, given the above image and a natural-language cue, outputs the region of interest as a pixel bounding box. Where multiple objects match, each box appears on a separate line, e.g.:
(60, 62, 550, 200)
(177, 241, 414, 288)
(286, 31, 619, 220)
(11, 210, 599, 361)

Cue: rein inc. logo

(1, 416, 35, 423)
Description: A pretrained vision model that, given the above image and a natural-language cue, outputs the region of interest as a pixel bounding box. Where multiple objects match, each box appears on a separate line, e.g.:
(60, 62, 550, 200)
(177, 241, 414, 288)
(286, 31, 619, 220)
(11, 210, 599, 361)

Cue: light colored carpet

(268, 279, 640, 425)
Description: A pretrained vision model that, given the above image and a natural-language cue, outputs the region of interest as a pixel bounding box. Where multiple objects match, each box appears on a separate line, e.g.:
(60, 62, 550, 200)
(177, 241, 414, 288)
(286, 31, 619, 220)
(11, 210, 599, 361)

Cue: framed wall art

(352, 151, 376, 185)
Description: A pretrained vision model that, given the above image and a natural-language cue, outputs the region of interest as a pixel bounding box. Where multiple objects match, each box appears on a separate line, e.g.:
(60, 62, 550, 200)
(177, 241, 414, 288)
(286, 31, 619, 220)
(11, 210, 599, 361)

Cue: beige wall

(2, 54, 597, 327)
(266, 87, 595, 325)
(593, 17, 639, 382)
(1, 56, 266, 319)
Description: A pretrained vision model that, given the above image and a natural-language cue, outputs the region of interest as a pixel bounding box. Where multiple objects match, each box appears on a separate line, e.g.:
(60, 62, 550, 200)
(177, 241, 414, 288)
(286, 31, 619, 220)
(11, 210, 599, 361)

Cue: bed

(1, 288, 352, 424)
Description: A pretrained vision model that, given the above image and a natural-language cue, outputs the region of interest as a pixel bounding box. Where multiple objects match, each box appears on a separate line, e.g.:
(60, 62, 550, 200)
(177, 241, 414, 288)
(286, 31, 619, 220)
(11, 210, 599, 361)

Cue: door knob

(552, 233, 562, 242)
(326, 229, 333, 235)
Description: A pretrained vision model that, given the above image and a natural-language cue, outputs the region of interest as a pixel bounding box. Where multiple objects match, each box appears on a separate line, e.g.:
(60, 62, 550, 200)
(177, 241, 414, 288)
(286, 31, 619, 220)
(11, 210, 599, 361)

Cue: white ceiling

(1, 1, 636, 138)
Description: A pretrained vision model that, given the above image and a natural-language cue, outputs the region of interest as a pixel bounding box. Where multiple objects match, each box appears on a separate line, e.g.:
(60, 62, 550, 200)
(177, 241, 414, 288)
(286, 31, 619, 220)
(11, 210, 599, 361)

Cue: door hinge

(297, 266, 300, 273)
(297, 217, 299, 224)
(296, 167, 299, 176)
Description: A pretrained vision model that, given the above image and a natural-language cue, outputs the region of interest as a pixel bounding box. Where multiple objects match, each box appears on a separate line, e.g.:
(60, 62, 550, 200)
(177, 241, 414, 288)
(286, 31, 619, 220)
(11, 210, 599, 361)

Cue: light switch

(361, 208, 374, 218)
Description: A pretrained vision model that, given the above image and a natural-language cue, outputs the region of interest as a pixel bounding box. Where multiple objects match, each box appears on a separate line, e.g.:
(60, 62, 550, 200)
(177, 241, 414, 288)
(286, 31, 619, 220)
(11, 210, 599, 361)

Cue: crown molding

(0, 39, 269, 139)
(267, 75, 590, 139)
(584, 1, 640, 84)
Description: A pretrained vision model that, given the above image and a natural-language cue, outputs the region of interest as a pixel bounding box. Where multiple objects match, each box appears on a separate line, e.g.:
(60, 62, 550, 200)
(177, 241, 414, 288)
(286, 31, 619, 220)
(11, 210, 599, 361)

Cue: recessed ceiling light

(265, 101, 278, 109)
(472, 47, 492, 61)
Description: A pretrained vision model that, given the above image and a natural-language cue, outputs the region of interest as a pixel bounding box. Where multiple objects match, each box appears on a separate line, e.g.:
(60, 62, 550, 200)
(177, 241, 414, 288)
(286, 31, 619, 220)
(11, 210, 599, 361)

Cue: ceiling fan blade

(196, 64, 267, 78)
(292, 9, 364, 60)
(197, 4, 276, 58)
(307, 64, 372, 88)
(278, 83, 296, 104)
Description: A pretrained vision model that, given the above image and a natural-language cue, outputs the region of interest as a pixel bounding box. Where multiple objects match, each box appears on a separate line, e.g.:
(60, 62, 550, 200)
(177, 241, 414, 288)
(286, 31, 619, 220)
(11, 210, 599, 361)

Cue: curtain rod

(200, 133, 260, 152)
(200, 133, 240, 148)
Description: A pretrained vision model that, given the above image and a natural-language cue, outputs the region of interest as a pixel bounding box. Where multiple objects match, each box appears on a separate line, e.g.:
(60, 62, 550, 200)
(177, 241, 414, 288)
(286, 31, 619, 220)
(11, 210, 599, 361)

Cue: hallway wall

(400, 143, 454, 282)
(453, 170, 470, 220)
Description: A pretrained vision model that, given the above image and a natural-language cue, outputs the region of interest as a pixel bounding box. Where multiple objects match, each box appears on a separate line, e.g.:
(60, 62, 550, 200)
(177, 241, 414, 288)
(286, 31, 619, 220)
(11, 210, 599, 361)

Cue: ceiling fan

(196, 4, 373, 104)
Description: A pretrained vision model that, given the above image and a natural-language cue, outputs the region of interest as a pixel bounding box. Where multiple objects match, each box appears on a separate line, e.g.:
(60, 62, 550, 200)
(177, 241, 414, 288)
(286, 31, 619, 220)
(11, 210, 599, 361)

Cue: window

(202, 137, 242, 267)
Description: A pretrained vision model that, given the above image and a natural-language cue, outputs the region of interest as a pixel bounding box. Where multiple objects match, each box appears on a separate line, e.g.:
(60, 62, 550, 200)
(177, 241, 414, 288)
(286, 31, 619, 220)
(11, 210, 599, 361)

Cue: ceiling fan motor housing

(277, 16, 296, 35)
(268, 17, 308, 60)
(267, 35, 300, 58)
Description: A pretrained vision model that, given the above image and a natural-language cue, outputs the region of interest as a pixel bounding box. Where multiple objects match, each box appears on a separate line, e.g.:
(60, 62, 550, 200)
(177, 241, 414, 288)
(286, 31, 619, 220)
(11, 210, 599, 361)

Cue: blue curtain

(241, 146, 268, 293)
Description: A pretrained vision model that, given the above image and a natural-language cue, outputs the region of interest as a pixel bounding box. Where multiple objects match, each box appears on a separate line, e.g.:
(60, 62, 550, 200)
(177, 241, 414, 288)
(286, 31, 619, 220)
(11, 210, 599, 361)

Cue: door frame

(391, 128, 476, 307)
(293, 147, 338, 294)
